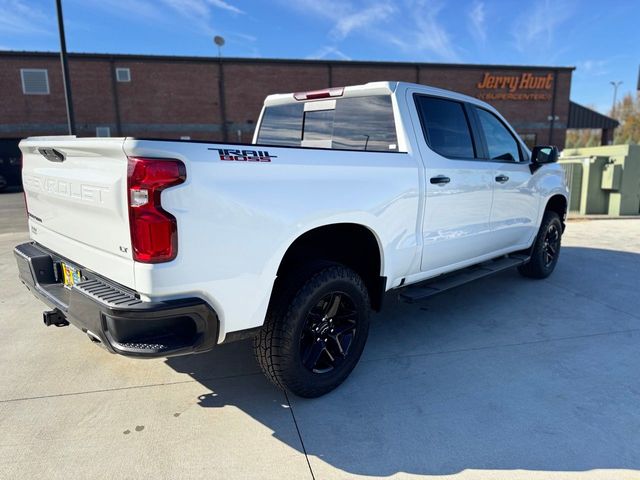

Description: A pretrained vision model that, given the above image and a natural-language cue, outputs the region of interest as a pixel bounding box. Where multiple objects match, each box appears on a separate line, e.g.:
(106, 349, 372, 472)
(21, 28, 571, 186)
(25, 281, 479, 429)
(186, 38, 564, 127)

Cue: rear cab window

(256, 95, 399, 152)
(255, 103, 304, 147)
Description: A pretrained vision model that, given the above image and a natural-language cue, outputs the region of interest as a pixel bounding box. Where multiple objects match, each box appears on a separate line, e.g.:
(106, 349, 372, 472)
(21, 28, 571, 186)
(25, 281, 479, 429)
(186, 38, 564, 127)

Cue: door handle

(430, 175, 450, 185)
(495, 174, 509, 183)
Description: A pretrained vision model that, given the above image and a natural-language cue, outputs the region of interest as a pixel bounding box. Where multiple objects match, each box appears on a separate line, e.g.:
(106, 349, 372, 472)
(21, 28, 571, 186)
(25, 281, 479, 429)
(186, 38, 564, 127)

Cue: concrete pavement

(1, 191, 639, 479)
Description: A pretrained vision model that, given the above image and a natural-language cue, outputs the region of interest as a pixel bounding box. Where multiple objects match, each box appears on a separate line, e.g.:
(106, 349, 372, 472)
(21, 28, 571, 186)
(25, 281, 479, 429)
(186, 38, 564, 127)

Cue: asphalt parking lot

(1, 191, 639, 480)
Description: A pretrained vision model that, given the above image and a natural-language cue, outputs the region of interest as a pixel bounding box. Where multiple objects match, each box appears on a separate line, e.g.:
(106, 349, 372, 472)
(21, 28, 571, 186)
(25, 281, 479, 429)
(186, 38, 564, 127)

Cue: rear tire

(518, 210, 563, 279)
(254, 263, 370, 398)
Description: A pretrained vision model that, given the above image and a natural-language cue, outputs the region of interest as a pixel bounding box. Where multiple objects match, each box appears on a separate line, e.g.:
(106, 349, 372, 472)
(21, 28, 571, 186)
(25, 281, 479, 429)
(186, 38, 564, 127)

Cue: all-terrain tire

(518, 210, 563, 279)
(254, 263, 370, 398)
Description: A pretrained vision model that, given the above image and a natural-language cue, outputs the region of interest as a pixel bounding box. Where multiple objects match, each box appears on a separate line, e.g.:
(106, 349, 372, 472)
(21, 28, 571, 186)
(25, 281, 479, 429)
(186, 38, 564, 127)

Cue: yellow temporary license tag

(61, 262, 82, 288)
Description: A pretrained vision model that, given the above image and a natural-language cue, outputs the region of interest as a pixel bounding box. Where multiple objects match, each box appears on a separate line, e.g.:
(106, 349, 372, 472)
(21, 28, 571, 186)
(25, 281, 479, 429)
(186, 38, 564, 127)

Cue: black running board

(398, 254, 529, 303)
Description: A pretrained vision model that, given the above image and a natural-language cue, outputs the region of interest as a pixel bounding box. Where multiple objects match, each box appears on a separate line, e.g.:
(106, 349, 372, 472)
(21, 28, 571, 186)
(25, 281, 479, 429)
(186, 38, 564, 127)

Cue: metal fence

(559, 161, 583, 213)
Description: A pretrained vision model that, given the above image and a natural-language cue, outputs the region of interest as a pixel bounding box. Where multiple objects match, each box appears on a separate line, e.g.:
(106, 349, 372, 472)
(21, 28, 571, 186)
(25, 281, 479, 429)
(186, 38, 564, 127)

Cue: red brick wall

(0, 57, 68, 136)
(331, 65, 418, 85)
(0, 53, 572, 146)
(71, 59, 117, 135)
(418, 66, 572, 146)
(114, 60, 220, 125)
(224, 62, 330, 143)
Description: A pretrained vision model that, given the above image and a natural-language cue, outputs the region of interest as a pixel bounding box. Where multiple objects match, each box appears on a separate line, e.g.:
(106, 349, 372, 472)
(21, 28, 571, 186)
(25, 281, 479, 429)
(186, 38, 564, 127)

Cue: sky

(0, 0, 637, 114)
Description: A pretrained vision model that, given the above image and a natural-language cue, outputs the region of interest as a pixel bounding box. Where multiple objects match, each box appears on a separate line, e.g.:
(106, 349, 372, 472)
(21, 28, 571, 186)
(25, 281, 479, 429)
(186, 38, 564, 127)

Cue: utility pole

(610, 80, 623, 118)
(214, 36, 228, 142)
(56, 0, 75, 135)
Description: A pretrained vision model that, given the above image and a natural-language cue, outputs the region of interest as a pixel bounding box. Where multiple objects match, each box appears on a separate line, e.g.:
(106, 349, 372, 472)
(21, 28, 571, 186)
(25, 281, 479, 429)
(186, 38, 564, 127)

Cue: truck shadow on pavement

(166, 246, 640, 476)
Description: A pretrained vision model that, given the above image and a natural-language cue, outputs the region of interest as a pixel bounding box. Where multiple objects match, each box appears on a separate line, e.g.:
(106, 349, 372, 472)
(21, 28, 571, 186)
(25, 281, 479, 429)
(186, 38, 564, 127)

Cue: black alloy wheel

(542, 223, 561, 267)
(300, 292, 358, 374)
(254, 263, 371, 398)
(518, 210, 563, 279)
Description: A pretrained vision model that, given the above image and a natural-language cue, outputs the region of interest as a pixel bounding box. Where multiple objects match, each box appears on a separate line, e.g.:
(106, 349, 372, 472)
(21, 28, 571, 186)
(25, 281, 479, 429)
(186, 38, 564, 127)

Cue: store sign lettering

(476, 72, 553, 101)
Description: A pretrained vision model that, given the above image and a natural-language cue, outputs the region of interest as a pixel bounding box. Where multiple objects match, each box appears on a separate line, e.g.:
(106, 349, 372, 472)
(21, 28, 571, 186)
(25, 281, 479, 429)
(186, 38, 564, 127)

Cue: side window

(475, 108, 521, 162)
(415, 96, 475, 159)
(256, 103, 304, 146)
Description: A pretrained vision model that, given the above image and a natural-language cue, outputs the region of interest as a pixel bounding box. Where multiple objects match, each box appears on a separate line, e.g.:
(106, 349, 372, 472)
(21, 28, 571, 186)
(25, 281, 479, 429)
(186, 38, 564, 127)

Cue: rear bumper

(14, 242, 219, 358)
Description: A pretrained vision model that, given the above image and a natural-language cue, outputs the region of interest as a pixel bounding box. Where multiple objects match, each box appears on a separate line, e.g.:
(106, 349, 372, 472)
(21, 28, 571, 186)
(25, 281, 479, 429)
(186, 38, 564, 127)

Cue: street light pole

(610, 80, 623, 118)
(214, 36, 228, 142)
(56, 0, 75, 135)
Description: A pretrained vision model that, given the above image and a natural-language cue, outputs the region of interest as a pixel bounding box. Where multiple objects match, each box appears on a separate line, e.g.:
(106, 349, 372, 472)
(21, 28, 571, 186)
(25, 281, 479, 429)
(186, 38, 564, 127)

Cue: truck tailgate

(20, 137, 135, 288)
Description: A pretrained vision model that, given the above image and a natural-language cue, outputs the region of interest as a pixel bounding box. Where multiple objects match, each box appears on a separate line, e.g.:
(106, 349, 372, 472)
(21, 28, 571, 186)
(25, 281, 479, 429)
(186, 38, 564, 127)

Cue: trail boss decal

(209, 148, 277, 162)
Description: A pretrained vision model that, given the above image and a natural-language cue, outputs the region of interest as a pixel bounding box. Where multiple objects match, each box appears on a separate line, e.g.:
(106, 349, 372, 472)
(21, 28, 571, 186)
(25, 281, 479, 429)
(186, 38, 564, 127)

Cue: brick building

(0, 51, 616, 150)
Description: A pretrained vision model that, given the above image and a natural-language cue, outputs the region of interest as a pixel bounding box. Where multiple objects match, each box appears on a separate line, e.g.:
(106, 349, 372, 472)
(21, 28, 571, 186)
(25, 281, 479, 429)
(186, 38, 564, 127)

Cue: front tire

(254, 264, 371, 398)
(518, 210, 563, 279)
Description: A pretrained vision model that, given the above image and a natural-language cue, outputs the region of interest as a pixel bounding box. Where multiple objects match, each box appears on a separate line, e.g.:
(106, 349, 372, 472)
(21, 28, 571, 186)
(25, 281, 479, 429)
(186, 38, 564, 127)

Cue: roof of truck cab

(263, 81, 396, 106)
(262, 81, 496, 111)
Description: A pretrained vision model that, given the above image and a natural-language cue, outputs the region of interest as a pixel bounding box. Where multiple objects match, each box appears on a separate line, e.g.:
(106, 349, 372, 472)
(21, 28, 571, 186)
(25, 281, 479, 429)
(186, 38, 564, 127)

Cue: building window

(21, 69, 49, 95)
(115, 68, 131, 82)
(96, 126, 111, 137)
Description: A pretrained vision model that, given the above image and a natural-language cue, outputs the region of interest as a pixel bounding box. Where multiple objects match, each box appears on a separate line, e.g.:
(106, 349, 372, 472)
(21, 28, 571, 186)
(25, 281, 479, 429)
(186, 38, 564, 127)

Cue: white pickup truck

(15, 81, 568, 397)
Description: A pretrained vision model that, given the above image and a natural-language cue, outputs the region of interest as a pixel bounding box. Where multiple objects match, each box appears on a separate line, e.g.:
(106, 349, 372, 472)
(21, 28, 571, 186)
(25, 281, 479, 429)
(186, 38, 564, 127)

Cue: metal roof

(568, 101, 619, 130)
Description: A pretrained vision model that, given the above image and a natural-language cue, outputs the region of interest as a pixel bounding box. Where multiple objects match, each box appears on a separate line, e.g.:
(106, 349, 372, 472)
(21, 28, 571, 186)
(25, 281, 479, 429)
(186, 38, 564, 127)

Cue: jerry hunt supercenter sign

(475, 72, 553, 101)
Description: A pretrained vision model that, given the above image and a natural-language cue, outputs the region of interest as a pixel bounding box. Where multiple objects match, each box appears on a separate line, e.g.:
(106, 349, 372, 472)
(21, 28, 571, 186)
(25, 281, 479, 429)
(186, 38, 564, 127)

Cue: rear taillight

(127, 157, 186, 263)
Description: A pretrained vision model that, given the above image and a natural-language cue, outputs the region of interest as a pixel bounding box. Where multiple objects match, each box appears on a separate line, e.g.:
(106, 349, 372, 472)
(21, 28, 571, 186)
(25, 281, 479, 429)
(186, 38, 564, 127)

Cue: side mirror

(530, 145, 558, 173)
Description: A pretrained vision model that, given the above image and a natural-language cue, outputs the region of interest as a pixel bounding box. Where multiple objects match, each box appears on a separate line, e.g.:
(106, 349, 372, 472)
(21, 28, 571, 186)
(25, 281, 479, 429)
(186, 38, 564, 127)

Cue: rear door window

(415, 96, 476, 159)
